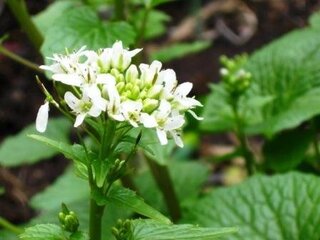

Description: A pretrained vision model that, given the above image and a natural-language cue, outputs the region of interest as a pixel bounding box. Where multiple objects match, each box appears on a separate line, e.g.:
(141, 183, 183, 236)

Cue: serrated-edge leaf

(0, 118, 71, 167)
(130, 219, 237, 240)
(20, 224, 64, 240)
(105, 186, 171, 224)
(41, 6, 136, 58)
(28, 135, 86, 164)
(184, 172, 320, 240)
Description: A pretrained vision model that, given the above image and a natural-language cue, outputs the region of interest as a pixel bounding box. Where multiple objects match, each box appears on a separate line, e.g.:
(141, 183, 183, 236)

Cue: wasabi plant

(18, 41, 235, 240)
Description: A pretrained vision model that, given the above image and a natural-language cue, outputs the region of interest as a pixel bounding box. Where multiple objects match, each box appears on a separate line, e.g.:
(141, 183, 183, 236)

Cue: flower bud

(98, 49, 112, 73)
(125, 65, 139, 83)
(143, 99, 159, 113)
(131, 85, 140, 99)
(58, 204, 79, 233)
(147, 85, 162, 99)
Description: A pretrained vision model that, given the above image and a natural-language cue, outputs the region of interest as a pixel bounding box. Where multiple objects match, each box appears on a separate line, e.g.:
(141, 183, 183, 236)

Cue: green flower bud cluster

(107, 159, 126, 184)
(58, 203, 79, 233)
(112, 219, 131, 240)
(220, 54, 252, 96)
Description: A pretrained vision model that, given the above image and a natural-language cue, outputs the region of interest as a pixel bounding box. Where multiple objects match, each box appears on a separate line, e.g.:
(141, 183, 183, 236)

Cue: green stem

(114, 0, 126, 21)
(146, 157, 181, 222)
(0, 45, 43, 73)
(89, 198, 105, 240)
(6, 0, 43, 49)
(231, 98, 255, 175)
(136, 5, 151, 47)
(0, 217, 24, 235)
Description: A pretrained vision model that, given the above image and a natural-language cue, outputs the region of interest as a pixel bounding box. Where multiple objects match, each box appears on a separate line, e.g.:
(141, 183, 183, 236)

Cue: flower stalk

(220, 55, 255, 175)
(146, 157, 181, 222)
(0, 45, 43, 73)
(6, 0, 43, 49)
(231, 100, 255, 175)
(89, 198, 105, 240)
(0, 216, 24, 235)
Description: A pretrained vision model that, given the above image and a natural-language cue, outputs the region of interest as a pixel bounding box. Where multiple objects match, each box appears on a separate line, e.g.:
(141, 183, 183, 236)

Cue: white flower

(36, 101, 49, 133)
(120, 100, 143, 127)
(64, 87, 106, 127)
(172, 82, 203, 120)
(139, 60, 162, 86)
(111, 41, 142, 71)
(152, 100, 185, 147)
(102, 80, 124, 122)
(40, 46, 89, 74)
(156, 69, 177, 100)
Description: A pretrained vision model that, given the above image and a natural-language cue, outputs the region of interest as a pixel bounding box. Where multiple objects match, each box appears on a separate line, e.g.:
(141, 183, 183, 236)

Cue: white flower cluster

(36, 41, 202, 147)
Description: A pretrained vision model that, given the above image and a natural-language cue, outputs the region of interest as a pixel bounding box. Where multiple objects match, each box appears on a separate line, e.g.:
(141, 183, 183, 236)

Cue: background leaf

(128, 219, 236, 240)
(262, 128, 313, 172)
(30, 169, 130, 240)
(20, 224, 64, 240)
(94, 186, 170, 224)
(150, 41, 211, 63)
(135, 160, 210, 214)
(0, 118, 71, 167)
(184, 172, 320, 240)
(130, 10, 170, 40)
(33, 0, 77, 35)
(41, 6, 136, 58)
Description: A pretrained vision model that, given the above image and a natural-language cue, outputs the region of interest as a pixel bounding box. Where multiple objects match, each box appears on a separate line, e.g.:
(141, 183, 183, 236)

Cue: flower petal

(156, 128, 168, 145)
(170, 131, 184, 148)
(188, 110, 204, 120)
(64, 91, 79, 110)
(52, 73, 83, 86)
(74, 113, 86, 127)
(36, 102, 49, 133)
(140, 113, 158, 128)
(174, 82, 193, 97)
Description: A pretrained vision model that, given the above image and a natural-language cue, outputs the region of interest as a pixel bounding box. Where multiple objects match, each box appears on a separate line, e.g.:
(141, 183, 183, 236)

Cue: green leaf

(127, 219, 237, 240)
(33, 0, 76, 35)
(28, 135, 87, 165)
(94, 185, 171, 224)
(245, 27, 320, 136)
(202, 21, 320, 136)
(41, 6, 136, 58)
(151, 41, 211, 63)
(140, 129, 176, 165)
(309, 11, 320, 29)
(200, 84, 235, 132)
(0, 118, 71, 167)
(30, 169, 130, 240)
(0, 186, 4, 195)
(20, 224, 64, 240)
(130, 9, 170, 40)
(135, 160, 210, 213)
(263, 128, 313, 172)
(184, 172, 320, 239)
(149, 0, 175, 7)
(0, 230, 18, 240)
(70, 231, 89, 240)
(31, 168, 89, 211)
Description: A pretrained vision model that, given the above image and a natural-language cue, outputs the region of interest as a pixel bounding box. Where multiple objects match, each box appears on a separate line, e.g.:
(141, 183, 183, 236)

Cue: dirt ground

(0, 0, 319, 223)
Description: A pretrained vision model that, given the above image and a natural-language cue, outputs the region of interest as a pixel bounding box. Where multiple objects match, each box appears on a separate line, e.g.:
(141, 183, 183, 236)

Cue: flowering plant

(17, 41, 237, 240)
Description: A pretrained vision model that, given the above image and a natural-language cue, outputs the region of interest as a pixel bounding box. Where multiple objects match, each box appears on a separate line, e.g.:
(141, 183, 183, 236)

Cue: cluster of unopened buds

(36, 41, 202, 147)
